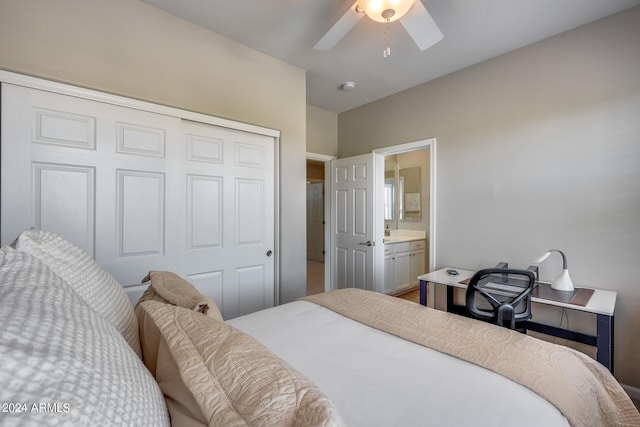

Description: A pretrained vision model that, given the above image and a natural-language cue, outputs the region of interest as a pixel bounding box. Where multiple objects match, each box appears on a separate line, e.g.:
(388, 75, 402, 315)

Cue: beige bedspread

(304, 289, 640, 427)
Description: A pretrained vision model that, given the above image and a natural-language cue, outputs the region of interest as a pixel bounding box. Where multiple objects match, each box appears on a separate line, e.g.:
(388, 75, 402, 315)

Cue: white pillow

(15, 229, 141, 357)
(0, 246, 169, 426)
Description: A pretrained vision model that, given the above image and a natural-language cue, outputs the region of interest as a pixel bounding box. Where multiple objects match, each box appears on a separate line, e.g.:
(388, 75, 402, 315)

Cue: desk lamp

(533, 249, 574, 292)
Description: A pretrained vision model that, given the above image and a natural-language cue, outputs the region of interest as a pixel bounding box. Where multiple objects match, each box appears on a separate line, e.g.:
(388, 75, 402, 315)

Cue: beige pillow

(15, 228, 141, 357)
(138, 301, 344, 427)
(135, 271, 223, 378)
(138, 270, 223, 321)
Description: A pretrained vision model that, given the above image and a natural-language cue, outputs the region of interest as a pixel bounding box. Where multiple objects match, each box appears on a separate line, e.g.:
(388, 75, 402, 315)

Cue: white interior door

(1, 82, 275, 319)
(179, 120, 275, 319)
(306, 182, 324, 262)
(330, 154, 383, 291)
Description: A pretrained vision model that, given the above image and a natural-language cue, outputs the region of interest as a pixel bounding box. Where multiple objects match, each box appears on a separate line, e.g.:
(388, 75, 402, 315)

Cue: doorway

(383, 148, 431, 273)
(374, 138, 436, 305)
(324, 139, 436, 303)
(306, 153, 335, 295)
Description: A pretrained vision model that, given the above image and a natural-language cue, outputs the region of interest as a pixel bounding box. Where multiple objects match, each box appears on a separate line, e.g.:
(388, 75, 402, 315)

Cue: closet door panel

(236, 264, 266, 317)
(1, 82, 276, 318)
(180, 121, 274, 319)
(34, 108, 96, 149)
(236, 178, 264, 245)
(1, 83, 182, 283)
(188, 270, 224, 309)
(116, 170, 165, 256)
(187, 175, 223, 249)
(116, 122, 165, 157)
(1, 86, 101, 249)
(33, 163, 95, 256)
(92, 99, 183, 284)
(186, 133, 223, 163)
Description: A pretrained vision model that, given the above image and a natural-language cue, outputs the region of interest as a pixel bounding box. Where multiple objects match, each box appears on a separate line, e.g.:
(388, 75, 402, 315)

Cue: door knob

(358, 241, 373, 247)
(266, 250, 273, 256)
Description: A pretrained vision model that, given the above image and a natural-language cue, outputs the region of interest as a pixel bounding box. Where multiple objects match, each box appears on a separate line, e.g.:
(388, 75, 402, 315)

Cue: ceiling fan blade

(399, 1, 443, 51)
(314, 1, 363, 50)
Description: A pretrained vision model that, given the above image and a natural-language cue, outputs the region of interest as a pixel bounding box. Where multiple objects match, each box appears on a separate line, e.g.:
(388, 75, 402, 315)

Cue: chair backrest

(465, 268, 535, 330)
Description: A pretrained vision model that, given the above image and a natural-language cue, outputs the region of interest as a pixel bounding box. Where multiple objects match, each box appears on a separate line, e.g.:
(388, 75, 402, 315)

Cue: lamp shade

(533, 251, 551, 264)
(357, 0, 415, 23)
(533, 249, 574, 292)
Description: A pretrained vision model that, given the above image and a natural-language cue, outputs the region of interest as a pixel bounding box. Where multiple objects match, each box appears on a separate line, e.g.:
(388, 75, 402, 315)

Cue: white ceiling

(139, 0, 640, 113)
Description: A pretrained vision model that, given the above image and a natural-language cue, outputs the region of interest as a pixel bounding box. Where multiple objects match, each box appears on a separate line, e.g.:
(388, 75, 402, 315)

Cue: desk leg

(447, 286, 454, 313)
(419, 280, 427, 306)
(597, 314, 614, 374)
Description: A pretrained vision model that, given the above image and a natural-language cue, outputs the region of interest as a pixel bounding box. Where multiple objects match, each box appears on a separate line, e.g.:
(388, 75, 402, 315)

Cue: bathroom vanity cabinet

(382, 239, 426, 295)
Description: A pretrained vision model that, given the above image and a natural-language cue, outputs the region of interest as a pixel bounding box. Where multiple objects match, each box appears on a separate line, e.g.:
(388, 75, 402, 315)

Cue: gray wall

(307, 105, 338, 157)
(339, 8, 640, 386)
(0, 0, 308, 303)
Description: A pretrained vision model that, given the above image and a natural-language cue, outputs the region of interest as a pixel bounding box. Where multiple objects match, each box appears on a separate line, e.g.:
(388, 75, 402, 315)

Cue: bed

(1, 229, 639, 426)
(229, 297, 568, 426)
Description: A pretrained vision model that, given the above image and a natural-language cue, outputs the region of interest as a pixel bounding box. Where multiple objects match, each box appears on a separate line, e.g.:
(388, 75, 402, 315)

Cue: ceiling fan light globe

(358, 0, 414, 23)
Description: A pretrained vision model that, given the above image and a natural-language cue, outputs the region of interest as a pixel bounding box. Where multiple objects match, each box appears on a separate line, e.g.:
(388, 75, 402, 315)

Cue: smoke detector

(341, 81, 356, 91)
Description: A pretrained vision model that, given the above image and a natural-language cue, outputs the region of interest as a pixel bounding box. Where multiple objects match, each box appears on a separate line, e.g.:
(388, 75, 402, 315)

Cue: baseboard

(621, 383, 640, 400)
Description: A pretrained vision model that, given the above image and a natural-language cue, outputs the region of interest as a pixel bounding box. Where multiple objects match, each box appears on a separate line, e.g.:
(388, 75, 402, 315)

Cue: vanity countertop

(383, 236, 425, 244)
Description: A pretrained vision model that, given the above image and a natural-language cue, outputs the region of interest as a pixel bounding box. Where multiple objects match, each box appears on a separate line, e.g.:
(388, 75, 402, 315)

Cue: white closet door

(1, 83, 183, 279)
(180, 120, 274, 319)
(1, 83, 275, 318)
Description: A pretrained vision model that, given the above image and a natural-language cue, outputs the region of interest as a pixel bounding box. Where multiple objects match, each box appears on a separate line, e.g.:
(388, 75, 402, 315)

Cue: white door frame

(374, 138, 437, 306)
(306, 152, 336, 292)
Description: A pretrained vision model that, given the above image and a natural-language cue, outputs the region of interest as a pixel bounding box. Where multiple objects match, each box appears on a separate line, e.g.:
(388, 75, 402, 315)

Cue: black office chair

(465, 268, 535, 332)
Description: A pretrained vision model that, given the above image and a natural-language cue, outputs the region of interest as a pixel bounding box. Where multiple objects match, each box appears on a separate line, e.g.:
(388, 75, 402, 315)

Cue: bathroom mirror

(384, 174, 395, 220)
(399, 166, 421, 220)
(384, 159, 396, 221)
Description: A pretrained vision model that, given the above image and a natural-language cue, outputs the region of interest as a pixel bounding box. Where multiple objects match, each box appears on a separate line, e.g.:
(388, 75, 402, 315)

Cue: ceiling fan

(314, 0, 443, 54)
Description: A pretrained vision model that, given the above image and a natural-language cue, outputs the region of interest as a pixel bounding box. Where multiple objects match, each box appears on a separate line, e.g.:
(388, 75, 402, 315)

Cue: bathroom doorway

(373, 138, 436, 306)
(306, 153, 334, 295)
(383, 148, 431, 273)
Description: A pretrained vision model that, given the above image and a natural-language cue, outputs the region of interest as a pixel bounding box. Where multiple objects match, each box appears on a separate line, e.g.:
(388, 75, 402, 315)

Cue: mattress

(228, 300, 568, 427)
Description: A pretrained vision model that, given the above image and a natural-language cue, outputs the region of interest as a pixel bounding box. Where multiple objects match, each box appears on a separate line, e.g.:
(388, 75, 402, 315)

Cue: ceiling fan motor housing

(314, 0, 442, 53)
(357, 0, 414, 23)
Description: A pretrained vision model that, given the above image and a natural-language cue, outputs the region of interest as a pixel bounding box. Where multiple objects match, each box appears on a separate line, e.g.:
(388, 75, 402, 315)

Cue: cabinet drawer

(411, 240, 425, 250)
(383, 245, 393, 255)
(394, 242, 411, 253)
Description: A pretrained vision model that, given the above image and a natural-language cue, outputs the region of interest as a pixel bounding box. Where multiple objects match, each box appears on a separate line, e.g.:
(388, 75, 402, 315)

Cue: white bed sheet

(228, 301, 569, 427)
